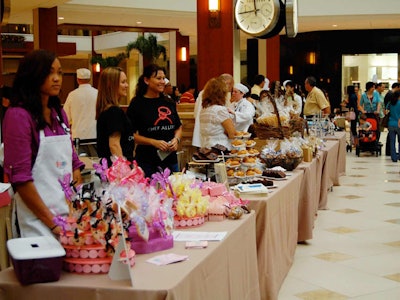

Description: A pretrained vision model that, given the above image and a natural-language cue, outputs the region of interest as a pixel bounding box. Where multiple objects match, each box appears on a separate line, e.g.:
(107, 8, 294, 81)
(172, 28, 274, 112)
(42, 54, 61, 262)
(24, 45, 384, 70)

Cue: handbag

(382, 111, 390, 128)
(345, 108, 356, 121)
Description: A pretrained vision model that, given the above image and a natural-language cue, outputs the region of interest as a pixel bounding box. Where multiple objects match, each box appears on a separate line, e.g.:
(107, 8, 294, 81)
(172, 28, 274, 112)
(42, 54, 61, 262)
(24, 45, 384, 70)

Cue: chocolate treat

(192, 152, 204, 160)
(206, 152, 219, 160)
(199, 148, 212, 155)
(262, 169, 286, 178)
(212, 144, 229, 154)
(250, 179, 274, 186)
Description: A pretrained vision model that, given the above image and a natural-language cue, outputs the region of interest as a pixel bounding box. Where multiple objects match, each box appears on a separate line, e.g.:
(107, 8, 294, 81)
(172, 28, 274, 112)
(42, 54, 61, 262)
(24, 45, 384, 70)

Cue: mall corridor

(279, 131, 400, 299)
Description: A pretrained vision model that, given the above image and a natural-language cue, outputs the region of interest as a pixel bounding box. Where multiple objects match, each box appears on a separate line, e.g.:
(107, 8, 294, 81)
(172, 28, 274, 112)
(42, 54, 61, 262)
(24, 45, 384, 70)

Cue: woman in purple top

(3, 49, 84, 238)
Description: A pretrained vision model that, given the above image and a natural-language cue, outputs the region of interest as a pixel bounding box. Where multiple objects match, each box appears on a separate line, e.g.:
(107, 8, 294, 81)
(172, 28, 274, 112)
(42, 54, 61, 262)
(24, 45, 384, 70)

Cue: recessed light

(136, 21, 142, 25)
(332, 24, 337, 27)
(58, 16, 64, 20)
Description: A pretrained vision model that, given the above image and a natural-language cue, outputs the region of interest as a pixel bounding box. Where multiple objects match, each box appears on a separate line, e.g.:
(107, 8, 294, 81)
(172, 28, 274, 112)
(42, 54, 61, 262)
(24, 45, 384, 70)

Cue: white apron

(13, 129, 72, 237)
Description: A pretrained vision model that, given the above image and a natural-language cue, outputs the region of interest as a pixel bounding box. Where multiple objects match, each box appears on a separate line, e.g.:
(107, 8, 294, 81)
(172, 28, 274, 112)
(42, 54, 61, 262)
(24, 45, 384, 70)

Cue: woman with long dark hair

(3, 49, 84, 237)
(127, 64, 182, 178)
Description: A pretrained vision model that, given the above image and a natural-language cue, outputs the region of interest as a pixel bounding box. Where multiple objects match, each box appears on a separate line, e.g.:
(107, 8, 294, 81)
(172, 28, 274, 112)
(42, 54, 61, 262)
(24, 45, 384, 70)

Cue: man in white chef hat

(229, 83, 255, 132)
(64, 68, 98, 156)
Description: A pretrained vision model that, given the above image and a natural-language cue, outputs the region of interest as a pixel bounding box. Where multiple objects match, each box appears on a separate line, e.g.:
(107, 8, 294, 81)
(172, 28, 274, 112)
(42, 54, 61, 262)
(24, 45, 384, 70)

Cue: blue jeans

(388, 126, 400, 161)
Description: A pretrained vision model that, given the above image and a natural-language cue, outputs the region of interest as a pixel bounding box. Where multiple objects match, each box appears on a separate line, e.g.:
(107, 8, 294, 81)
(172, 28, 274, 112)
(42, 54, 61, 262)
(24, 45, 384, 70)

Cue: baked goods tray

(192, 157, 221, 163)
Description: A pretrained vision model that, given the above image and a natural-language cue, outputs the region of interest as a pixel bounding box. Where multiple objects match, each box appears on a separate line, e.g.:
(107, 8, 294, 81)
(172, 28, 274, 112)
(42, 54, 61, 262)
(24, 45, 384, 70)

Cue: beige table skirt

(0, 212, 260, 300)
(324, 131, 347, 179)
(247, 171, 303, 300)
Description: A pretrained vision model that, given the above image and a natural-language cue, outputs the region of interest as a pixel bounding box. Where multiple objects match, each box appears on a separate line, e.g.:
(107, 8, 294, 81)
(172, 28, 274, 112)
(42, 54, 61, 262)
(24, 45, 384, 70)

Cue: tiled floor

(278, 131, 400, 299)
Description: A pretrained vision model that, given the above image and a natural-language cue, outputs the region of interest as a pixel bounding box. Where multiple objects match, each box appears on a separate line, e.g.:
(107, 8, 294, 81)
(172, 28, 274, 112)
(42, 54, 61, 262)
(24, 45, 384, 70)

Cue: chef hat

(234, 83, 249, 94)
(164, 78, 170, 85)
(283, 80, 292, 87)
(76, 68, 91, 79)
(262, 78, 270, 91)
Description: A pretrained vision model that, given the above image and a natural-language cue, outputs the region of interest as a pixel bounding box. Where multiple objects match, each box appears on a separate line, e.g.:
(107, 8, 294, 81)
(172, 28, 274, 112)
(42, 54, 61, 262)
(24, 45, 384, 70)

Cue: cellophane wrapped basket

(259, 139, 303, 171)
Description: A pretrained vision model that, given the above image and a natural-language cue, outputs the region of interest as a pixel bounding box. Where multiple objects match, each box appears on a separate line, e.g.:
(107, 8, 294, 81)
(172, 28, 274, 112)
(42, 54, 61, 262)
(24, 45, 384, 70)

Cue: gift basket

(57, 157, 175, 269)
(253, 81, 306, 139)
(153, 171, 209, 228)
(260, 138, 303, 171)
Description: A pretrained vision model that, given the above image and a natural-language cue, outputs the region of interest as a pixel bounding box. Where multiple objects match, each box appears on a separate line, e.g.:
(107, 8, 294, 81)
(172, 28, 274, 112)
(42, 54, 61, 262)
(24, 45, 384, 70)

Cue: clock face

(235, 0, 282, 37)
(285, 0, 298, 37)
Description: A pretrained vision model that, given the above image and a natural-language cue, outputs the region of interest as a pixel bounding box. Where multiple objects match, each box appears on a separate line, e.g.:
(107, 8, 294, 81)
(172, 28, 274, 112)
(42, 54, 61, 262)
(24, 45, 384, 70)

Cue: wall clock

(285, 0, 298, 37)
(234, 0, 283, 38)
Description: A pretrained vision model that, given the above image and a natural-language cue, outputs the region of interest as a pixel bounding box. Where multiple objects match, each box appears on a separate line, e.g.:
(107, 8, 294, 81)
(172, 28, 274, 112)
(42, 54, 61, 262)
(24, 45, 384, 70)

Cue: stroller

(355, 113, 382, 157)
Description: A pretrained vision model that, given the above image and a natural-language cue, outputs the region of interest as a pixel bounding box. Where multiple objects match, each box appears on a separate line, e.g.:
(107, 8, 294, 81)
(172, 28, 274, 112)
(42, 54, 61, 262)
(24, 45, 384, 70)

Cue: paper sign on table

(172, 231, 227, 242)
(146, 253, 189, 266)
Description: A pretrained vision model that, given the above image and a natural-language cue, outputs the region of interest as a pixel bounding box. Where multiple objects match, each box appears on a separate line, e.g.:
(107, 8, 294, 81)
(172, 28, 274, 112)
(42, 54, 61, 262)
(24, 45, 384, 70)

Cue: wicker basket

(261, 155, 303, 171)
(253, 123, 291, 139)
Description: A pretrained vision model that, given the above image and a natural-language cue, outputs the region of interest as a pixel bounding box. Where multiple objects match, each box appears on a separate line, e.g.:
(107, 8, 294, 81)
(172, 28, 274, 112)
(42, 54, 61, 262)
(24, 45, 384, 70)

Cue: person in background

(283, 80, 302, 115)
(344, 85, 360, 147)
(383, 82, 400, 156)
(386, 90, 400, 162)
(375, 82, 386, 132)
(359, 81, 381, 141)
(192, 73, 234, 148)
(359, 81, 381, 114)
(96, 67, 135, 167)
(250, 74, 266, 100)
(303, 76, 331, 117)
(172, 86, 181, 103)
(63, 68, 98, 157)
(3, 49, 84, 237)
(163, 78, 174, 103)
(179, 85, 196, 103)
(199, 77, 236, 150)
(127, 64, 182, 178)
(229, 83, 255, 132)
(358, 113, 373, 139)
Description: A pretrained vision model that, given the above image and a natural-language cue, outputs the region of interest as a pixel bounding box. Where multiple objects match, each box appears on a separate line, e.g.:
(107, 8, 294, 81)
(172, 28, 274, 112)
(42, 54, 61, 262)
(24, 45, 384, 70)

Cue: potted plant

(126, 34, 166, 65)
(90, 52, 127, 69)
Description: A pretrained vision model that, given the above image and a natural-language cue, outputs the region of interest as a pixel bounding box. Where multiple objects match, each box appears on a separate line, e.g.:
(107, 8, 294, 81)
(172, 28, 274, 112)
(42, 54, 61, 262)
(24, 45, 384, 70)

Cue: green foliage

(126, 34, 166, 62)
(90, 52, 127, 68)
(90, 33, 166, 68)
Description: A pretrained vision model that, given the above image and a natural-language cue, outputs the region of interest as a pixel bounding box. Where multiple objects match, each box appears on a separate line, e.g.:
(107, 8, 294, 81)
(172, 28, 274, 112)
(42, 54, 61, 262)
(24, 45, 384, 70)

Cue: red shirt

(179, 91, 195, 103)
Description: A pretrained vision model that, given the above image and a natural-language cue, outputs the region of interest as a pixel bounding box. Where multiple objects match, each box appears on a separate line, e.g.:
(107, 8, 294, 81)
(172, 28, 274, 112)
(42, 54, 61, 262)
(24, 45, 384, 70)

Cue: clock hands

(253, 0, 258, 16)
(238, 9, 260, 14)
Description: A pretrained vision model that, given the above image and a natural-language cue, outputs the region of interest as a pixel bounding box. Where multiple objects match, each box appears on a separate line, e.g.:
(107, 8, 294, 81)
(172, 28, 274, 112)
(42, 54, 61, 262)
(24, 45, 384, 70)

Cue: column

(33, 7, 58, 53)
(196, 0, 234, 90)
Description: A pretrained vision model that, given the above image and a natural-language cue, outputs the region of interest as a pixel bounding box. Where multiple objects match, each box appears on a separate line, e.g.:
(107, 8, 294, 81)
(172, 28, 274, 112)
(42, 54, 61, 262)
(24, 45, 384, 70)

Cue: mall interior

(1, 1, 400, 299)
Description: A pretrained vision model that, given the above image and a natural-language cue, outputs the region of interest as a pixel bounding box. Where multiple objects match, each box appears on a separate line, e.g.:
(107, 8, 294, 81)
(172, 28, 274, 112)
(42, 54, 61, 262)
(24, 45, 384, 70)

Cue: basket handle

(270, 97, 285, 139)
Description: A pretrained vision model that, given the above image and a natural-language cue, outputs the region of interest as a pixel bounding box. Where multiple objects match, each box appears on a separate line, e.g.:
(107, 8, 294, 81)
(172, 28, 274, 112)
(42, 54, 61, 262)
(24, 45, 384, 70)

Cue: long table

(0, 212, 260, 300)
(324, 131, 347, 180)
(296, 157, 320, 242)
(246, 171, 303, 300)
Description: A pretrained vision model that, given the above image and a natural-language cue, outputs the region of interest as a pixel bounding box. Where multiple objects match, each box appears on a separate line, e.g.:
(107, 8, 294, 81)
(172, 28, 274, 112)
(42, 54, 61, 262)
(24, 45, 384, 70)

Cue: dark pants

(386, 134, 391, 156)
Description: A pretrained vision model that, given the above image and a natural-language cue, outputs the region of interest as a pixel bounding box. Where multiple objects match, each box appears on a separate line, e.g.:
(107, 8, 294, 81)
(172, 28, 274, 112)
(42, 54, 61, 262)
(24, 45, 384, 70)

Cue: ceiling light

(136, 21, 142, 25)
(332, 24, 337, 27)
(58, 16, 64, 20)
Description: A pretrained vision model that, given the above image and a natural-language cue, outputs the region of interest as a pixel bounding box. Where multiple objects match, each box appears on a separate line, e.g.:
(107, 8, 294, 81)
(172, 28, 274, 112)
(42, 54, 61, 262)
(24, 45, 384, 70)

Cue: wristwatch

(234, 0, 283, 38)
(285, 0, 298, 38)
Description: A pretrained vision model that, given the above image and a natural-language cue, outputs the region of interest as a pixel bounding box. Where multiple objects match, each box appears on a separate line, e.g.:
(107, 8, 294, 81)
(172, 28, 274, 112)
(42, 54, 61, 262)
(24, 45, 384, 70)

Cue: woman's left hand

(168, 137, 179, 151)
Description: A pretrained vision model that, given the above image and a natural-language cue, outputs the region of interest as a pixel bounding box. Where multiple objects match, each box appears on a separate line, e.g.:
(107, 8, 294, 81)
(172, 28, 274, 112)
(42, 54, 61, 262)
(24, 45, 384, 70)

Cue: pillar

(33, 7, 58, 53)
(197, 0, 234, 90)
(176, 32, 190, 90)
